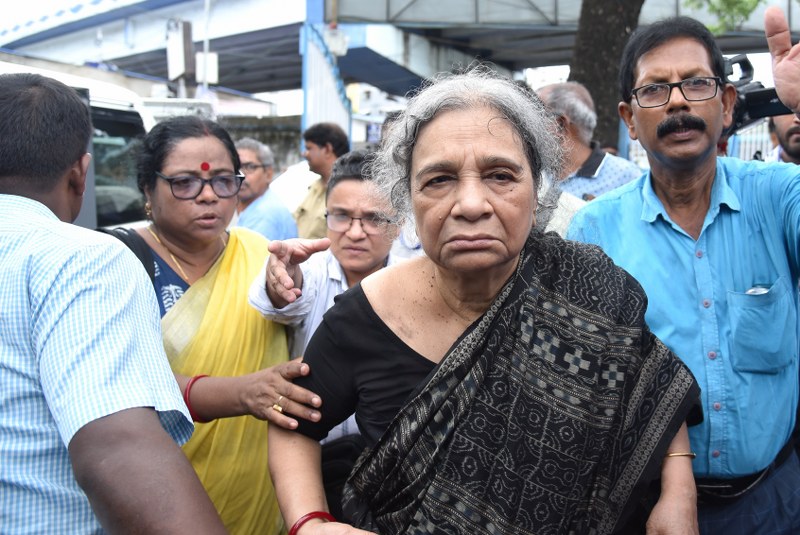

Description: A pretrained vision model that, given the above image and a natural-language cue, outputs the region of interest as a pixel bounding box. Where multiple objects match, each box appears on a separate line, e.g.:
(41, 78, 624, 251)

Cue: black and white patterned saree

(343, 231, 701, 535)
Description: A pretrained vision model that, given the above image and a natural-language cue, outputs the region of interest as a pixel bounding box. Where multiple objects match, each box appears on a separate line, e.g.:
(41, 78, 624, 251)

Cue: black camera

(725, 54, 791, 135)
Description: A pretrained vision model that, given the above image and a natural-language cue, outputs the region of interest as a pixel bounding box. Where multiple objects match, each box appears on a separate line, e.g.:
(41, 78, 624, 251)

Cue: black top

(294, 285, 436, 446)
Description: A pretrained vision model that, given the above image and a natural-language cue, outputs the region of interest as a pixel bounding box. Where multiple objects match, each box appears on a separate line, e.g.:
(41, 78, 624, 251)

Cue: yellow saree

(162, 228, 288, 535)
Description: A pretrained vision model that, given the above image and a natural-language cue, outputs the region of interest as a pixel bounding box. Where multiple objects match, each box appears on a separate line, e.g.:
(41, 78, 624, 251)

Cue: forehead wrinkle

(634, 40, 715, 85)
(328, 185, 387, 214)
(327, 194, 379, 211)
(637, 68, 712, 85)
(478, 155, 524, 172)
(414, 160, 458, 180)
(164, 142, 233, 175)
(412, 153, 525, 183)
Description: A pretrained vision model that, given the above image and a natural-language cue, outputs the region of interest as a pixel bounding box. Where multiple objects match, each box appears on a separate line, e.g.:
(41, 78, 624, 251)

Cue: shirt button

(703, 299, 711, 308)
(695, 250, 703, 258)
(712, 450, 721, 458)
(708, 351, 717, 360)
(713, 402, 722, 411)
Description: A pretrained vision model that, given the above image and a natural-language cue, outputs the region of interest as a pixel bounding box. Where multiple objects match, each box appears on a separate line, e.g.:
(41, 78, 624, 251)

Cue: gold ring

(272, 403, 283, 414)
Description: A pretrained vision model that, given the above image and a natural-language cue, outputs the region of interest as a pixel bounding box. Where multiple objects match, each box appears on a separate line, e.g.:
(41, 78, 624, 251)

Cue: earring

(144, 201, 152, 218)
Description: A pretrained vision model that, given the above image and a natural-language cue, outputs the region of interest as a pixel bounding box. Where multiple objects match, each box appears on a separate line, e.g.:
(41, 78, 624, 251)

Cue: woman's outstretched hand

(241, 359, 322, 429)
(266, 238, 331, 307)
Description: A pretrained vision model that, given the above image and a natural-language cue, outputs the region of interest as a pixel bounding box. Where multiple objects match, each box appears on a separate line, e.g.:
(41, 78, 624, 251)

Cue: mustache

(656, 114, 707, 138)
(784, 126, 800, 139)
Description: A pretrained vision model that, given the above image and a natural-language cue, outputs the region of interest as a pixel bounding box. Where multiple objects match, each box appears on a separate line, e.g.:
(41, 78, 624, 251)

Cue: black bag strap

(97, 227, 155, 282)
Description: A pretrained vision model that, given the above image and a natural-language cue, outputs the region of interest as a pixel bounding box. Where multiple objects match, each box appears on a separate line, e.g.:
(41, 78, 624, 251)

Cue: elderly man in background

(0, 73, 225, 534)
(568, 8, 800, 533)
(538, 81, 642, 201)
(235, 137, 297, 240)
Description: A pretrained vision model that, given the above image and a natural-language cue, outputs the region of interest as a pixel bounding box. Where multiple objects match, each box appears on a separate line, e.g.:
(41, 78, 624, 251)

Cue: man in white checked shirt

(0, 73, 225, 533)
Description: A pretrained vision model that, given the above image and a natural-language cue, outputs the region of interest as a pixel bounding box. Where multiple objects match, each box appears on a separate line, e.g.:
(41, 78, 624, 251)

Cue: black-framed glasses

(631, 77, 723, 108)
(325, 212, 393, 235)
(240, 162, 267, 173)
(155, 171, 245, 200)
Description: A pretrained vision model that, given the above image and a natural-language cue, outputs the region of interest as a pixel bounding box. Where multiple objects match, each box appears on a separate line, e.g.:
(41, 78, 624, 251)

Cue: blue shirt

(236, 188, 297, 241)
(561, 145, 642, 200)
(567, 157, 800, 478)
(0, 195, 193, 534)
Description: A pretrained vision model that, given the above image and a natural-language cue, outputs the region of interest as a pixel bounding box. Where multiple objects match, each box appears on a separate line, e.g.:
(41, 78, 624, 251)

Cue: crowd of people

(2, 6, 800, 535)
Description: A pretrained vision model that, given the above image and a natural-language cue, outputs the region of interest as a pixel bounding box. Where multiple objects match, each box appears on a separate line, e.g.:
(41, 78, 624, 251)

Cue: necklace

(147, 226, 190, 282)
(147, 226, 227, 283)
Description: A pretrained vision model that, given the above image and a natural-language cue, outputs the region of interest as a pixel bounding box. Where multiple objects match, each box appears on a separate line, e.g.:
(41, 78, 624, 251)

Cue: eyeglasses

(325, 212, 393, 235)
(630, 77, 723, 108)
(240, 162, 267, 173)
(155, 171, 245, 200)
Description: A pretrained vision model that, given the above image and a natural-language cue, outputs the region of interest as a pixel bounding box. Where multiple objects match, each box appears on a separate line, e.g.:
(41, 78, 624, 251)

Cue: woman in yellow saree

(115, 116, 323, 534)
(161, 228, 286, 533)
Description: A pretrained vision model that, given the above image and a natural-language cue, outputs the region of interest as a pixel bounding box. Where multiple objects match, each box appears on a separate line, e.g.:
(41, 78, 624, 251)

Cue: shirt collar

(640, 158, 741, 224)
(325, 249, 348, 288)
(1, 193, 59, 220)
(571, 142, 607, 178)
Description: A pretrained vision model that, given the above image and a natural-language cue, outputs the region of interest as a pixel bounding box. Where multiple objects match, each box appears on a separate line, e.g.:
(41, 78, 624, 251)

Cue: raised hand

(266, 238, 331, 307)
(765, 6, 800, 113)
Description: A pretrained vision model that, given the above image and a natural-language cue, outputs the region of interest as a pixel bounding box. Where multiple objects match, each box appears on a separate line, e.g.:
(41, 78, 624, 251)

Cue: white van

(0, 59, 156, 229)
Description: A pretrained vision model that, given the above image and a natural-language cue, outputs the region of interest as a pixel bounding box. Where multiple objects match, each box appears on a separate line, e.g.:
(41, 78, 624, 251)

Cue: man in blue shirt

(235, 137, 298, 241)
(0, 73, 225, 533)
(567, 9, 800, 534)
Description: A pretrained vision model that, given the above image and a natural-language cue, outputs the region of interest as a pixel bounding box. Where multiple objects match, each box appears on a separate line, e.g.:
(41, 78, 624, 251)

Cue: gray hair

(538, 81, 597, 146)
(370, 66, 562, 225)
(234, 137, 275, 168)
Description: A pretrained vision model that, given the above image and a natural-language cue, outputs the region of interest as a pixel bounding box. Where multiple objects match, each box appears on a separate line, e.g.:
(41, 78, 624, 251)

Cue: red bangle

(288, 511, 335, 535)
(183, 374, 209, 423)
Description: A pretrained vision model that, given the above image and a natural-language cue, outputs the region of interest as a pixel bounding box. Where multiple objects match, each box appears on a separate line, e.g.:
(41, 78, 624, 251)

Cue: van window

(91, 108, 146, 227)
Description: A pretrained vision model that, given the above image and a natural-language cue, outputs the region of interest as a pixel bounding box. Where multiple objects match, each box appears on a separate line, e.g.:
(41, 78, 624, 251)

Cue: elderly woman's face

(146, 136, 238, 245)
(410, 105, 536, 276)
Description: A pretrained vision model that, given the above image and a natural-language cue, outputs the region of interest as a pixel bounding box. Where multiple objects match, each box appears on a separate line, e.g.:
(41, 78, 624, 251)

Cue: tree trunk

(568, 0, 645, 150)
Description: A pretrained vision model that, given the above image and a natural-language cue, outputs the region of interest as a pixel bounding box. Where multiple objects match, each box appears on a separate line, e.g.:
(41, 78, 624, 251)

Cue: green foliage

(683, 0, 765, 33)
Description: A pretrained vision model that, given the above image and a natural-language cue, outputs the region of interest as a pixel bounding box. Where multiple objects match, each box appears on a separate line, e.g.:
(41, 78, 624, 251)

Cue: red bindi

(200, 161, 210, 171)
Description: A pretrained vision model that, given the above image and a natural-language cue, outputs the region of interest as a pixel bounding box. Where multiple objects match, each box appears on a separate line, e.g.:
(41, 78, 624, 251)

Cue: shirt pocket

(726, 276, 797, 374)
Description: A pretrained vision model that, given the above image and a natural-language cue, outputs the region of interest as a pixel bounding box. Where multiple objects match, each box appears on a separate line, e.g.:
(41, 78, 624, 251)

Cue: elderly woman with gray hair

(267, 67, 701, 535)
